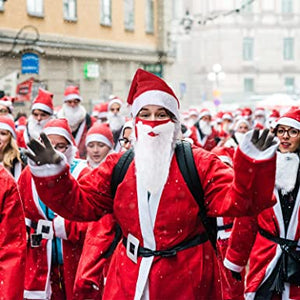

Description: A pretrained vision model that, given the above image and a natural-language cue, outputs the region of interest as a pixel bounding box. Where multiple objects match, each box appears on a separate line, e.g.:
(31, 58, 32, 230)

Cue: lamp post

(207, 64, 226, 108)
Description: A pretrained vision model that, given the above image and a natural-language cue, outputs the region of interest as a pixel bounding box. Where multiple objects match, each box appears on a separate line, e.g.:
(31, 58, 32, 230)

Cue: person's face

(47, 134, 69, 153)
(110, 103, 121, 115)
(137, 105, 171, 121)
(119, 127, 133, 150)
(236, 122, 249, 134)
(87, 141, 110, 164)
(32, 109, 50, 122)
(65, 98, 80, 108)
(276, 125, 300, 153)
(200, 115, 211, 123)
(0, 129, 11, 152)
(0, 105, 9, 116)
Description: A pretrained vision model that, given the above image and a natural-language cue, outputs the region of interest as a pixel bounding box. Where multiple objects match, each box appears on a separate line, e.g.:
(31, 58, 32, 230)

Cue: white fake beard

(60, 104, 86, 132)
(134, 121, 175, 195)
(27, 115, 51, 139)
(107, 111, 125, 132)
(234, 132, 246, 145)
(63, 145, 77, 166)
(276, 152, 299, 195)
(199, 120, 212, 136)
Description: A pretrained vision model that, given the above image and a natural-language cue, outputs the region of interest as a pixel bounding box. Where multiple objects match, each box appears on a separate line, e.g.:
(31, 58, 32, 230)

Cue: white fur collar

(276, 152, 299, 195)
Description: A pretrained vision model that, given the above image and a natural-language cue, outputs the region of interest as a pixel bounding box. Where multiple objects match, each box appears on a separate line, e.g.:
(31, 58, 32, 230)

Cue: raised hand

(25, 133, 62, 165)
(251, 128, 276, 151)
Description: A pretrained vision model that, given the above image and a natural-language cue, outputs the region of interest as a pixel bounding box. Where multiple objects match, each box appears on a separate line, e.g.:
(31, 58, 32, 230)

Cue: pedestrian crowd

(0, 68, 299, 300)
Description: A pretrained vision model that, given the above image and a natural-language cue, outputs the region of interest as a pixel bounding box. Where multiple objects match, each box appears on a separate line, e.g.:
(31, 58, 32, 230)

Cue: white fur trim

(131, 90, 179, 120)
(0, 122, 16, 138)
(277, 117, 300, 130)
(0, 100, 12, 107)
(85, 133, 113, 148)
(98, 111, 108, 118)
(239, 130, 279, 160)
(25, 217, 32, 227)
(43, 127, 73, 145)
(53, 216, 67, 240)
(64, 93, 82, 102)
(199, 111, 211, 120)
(28, 153, 67, 177)
(223, 257, 245, 273)
(222, 113, 233, 120)
(32, 103, 53, 115)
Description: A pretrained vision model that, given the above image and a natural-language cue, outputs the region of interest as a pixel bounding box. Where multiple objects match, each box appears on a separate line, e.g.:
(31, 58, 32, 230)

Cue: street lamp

(207, 64, 226, 107)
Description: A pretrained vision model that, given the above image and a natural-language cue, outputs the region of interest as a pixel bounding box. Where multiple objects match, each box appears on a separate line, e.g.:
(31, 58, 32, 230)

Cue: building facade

(0, 0, 175, 113)
(167, 0, 300, 110)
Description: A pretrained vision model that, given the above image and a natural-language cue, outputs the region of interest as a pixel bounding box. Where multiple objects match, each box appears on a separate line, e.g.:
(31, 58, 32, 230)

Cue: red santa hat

(85, 123, 114, 148)
(43, 118, 76, 145)
(222, 112, 233, 121)
(32, 88, 54, 115)
(234, 118, 250, 131)
(127, 68, 180, 120)
(269, 109, 280, 119)
(242, 107, 253, 117)
(0, 96, 14, 113)
(188, 107, 199, 118)
(97, 102, 109, 119)
(276, 107, 300, 130)
(199, 108, 212, 120)
(215, 111, 224, 124)
(63, 86, 82, 102)
(254, 107, 266, 117)
(0, 116, 16, 139)
(108, 96, 123, 110)
(15, 116, 27, 131)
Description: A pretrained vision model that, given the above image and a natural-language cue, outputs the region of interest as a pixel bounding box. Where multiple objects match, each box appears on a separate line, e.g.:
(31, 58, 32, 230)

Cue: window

(244, 78, 254, 92)
(282, 0, 293, 14)
(283, 38, 294, 60)
(63, 0, 77, 21)
(0, 0, 4, 11)
(100, 80, 112, 100)
(243, 37, 254, 61)
(27, 0, 43, 16)
(285, 77, 294, 93)
(124, 0, 134, 31)
(241, 0, 253, 13)
(100, 0, 112, 26)
(145, 0, 154, 33)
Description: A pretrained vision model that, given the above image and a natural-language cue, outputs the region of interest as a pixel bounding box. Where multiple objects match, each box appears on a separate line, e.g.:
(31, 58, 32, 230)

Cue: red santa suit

(0, 165, 26, 300)
(28, 134, 278, 300)
(20, 159, 90, 300)
(225, 151, 300, 300)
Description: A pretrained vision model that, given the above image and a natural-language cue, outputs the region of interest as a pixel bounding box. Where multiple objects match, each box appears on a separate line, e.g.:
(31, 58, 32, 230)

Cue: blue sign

(21, 53, 39, 74)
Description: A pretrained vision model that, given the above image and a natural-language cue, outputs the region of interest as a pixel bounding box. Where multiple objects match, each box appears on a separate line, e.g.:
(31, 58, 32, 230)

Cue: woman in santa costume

(25, 69, 278, 300)
(20, 118, 90, 300)
(225, 107, 300, 300)
(0, 164, 26, 300)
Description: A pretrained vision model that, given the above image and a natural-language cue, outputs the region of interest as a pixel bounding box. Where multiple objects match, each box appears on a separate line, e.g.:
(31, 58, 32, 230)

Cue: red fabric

(19, 164, 90, 300)
(31, 145, 276, 300)
(0, 165, 26, 300)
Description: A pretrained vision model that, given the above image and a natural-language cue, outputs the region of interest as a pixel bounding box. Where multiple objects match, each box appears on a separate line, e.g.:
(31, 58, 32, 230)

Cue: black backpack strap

(175, 140, 217, 250)
(111, 149, 134, 198)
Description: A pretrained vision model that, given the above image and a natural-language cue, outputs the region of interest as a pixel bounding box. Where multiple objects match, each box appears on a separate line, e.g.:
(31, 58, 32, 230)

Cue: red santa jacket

(19, 160, 90, 300)
(28, 134, 277, 300)
(189, 124, 221, 151)
(0, 166, 26, 300)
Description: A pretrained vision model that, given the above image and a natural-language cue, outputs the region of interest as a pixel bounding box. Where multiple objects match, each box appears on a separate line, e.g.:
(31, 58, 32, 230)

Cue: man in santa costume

(0, 95, 15, 119)
(225, 107, 300, 300)
(24, 88, 54, 145)
(26, 68, 278, 300)
(0, 164, 26, 300)
(189, 108, 222, 151)
(57, 86, 93, 158)
(21, 118, 90, 300)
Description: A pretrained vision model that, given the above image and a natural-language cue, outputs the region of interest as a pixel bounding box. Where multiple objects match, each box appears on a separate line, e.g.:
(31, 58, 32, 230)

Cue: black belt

(258, 227, 298, 248)
(217, 223, 233, 231)
(123, 232, 208, 258)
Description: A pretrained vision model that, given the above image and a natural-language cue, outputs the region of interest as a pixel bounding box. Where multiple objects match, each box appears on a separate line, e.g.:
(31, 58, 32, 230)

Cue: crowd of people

(0, 68, 299, 300)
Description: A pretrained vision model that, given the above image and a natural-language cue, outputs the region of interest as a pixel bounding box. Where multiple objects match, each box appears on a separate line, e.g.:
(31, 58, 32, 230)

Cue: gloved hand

(25, 132, 62, 165)
(251, 128, 276, 151)
(231, 270, 242, 281)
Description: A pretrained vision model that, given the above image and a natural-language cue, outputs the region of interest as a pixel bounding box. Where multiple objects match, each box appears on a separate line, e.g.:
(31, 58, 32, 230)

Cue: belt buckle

(126, 233, 139, 264)
(30, 233, 42, 247)
(37, 220, 53, 240)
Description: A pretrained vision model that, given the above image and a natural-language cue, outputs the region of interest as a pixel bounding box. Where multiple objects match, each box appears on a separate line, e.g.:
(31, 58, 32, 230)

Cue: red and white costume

(28, 69, 278, 300)
(20, 160, 90, 299)
(0, 165, 26, 300)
